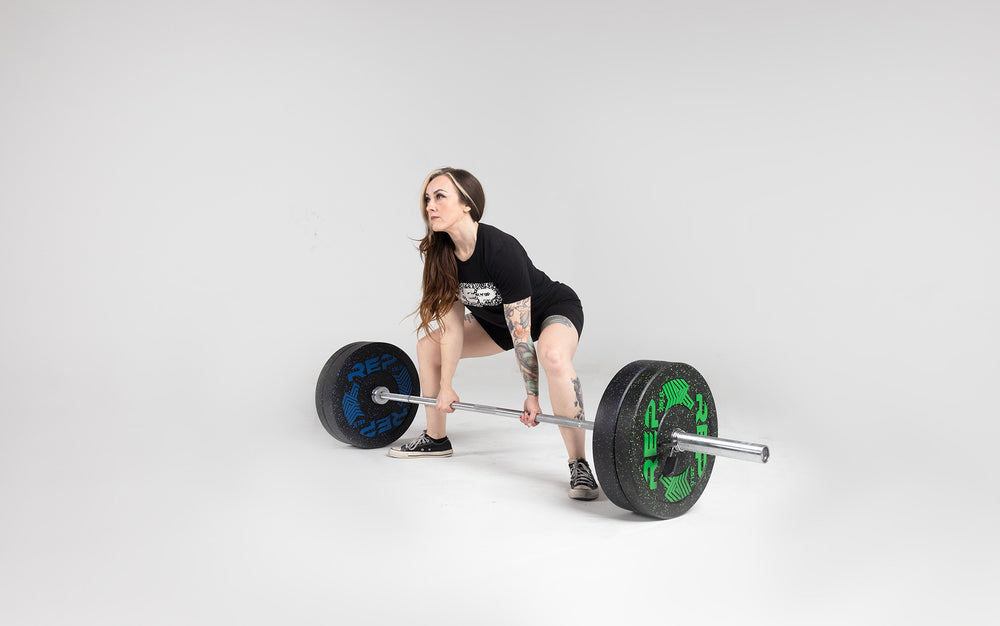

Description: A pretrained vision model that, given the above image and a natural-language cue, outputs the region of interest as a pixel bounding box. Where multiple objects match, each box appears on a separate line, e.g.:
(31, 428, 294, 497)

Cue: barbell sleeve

(671, 430, 769, 463)
(372, 387, 768, 463)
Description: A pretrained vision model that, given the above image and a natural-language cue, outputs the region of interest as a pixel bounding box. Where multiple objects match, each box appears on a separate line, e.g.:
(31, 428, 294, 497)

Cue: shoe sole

(569, 487, 600, 500)
(387, 449, 453, 459)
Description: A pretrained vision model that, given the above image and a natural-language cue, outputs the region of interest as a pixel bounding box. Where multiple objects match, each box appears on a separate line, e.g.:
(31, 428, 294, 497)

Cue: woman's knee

(416, 332, 442, 366)
(538, 343, 573, 377)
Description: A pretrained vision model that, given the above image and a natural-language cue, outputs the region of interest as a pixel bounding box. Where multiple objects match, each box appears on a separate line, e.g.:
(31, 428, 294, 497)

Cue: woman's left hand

(521, 395, 542, 427)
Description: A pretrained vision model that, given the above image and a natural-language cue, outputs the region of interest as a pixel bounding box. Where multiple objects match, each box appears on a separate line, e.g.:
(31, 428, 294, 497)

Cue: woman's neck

(449, 220, 479, 262)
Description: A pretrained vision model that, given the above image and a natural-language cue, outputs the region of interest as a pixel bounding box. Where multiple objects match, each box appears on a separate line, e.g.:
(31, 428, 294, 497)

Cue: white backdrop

(2, 1, 997, 624)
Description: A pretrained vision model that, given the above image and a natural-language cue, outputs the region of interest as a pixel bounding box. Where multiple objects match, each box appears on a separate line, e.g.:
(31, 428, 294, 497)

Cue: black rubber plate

(596, 360, 718, 519)
(593, 360, 655, 513)
(315, 342, 420, 448)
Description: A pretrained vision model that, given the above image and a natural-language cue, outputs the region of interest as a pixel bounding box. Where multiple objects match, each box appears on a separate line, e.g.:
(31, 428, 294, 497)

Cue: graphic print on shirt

(459, 282, 502, 307)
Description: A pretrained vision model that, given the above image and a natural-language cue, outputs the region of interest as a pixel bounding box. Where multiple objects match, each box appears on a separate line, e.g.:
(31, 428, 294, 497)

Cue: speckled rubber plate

(593, 360, 654, 513)
(315, 342, 420, 448)
(595, 360, 718, 519)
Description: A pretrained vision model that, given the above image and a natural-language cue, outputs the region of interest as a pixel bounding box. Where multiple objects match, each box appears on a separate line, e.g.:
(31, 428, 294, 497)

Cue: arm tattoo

(504, 297, 538, 396)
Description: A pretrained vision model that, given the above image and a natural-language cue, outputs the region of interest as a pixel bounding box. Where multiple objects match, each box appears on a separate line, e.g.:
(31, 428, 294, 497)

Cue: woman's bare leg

(535, 316, 585, 459)
(416, 313, 504, 439)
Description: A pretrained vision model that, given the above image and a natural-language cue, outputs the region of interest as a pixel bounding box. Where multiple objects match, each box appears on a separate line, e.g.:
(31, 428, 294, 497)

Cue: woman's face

(424, 174, 471, 232)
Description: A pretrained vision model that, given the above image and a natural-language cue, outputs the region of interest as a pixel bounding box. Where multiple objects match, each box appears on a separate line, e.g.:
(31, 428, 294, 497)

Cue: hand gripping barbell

(315, 341, 770, 519)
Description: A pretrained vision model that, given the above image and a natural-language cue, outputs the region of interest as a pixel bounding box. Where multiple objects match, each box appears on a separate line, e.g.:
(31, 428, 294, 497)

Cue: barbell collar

(372, 386, 769, 463)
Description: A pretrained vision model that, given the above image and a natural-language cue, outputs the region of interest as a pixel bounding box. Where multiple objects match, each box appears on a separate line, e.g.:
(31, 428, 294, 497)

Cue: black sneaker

(568, 458, 599, 500)
(388, 431, 453, 458)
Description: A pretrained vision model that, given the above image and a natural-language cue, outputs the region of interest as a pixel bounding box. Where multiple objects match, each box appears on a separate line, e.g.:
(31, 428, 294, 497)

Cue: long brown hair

(414, 167, 485, 338)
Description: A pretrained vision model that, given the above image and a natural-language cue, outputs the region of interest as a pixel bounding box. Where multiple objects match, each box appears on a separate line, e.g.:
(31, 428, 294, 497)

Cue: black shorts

(478, 292, 585, 352)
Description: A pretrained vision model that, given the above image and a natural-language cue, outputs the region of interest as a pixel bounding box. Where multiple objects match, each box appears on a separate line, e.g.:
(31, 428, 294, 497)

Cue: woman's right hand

(436, 386, 460, 414)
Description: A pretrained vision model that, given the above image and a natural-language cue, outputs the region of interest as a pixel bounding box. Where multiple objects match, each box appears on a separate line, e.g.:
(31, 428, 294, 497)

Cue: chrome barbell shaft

(372, 387, 769, 463)
(375, 388, 590, 429)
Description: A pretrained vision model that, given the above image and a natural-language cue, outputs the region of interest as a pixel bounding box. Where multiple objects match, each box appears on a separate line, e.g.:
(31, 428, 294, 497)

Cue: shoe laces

(570, 459, 597, 487)
(403, 431, 434, 450)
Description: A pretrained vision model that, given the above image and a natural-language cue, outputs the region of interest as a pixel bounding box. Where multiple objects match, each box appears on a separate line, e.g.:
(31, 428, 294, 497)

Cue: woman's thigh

(461, 314, 506, 359)
(536, 315, 580, 366)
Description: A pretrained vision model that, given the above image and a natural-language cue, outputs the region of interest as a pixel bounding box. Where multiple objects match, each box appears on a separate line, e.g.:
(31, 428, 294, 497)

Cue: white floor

(2, 344, 995, 625)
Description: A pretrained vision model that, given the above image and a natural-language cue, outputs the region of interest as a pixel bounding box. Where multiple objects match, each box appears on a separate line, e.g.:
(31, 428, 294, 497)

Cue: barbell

(315, 341, 770, 519)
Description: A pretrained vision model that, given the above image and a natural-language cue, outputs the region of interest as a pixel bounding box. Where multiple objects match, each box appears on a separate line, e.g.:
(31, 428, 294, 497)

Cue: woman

(388, 167, 599, 501)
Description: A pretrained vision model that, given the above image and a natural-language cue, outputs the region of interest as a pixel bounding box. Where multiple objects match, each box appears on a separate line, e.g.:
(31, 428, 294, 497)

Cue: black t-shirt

(457, 223, 576, 332)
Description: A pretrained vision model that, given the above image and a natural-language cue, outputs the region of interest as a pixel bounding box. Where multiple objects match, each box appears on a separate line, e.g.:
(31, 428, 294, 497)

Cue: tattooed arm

(504, 297, 537, 395)
(504, 297, 542, 426)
